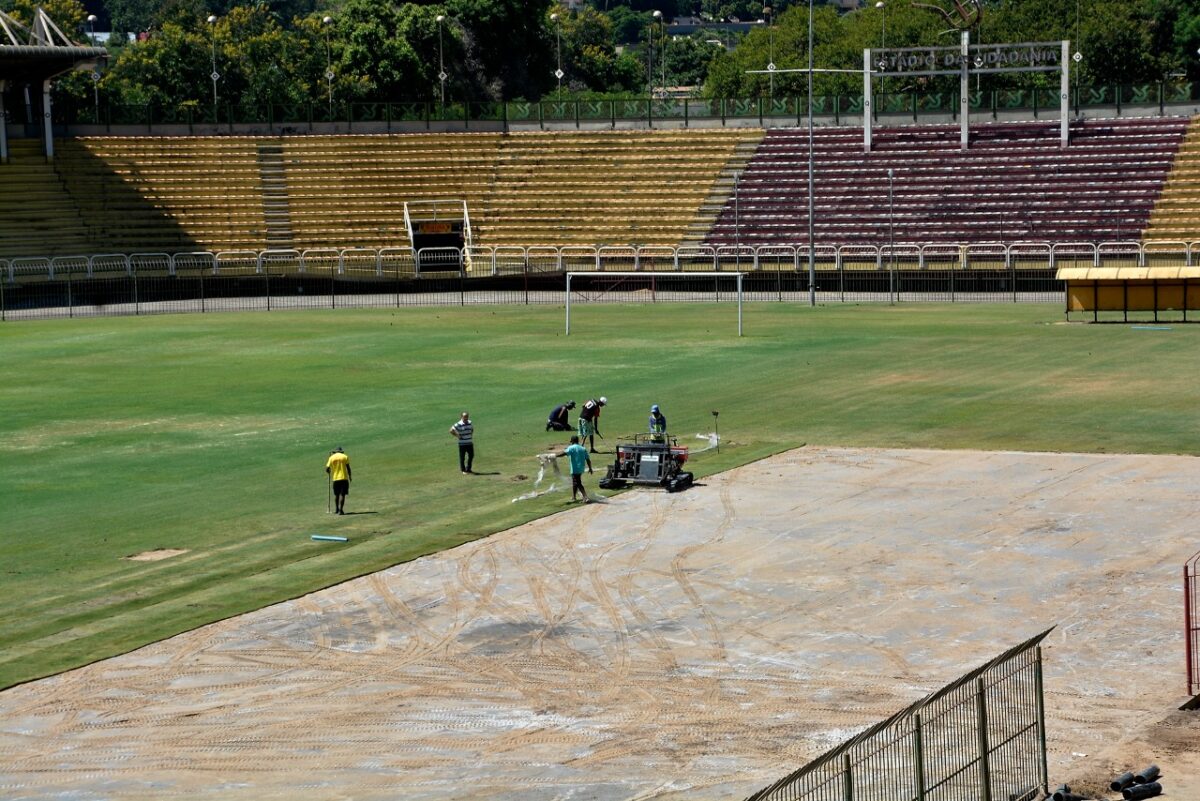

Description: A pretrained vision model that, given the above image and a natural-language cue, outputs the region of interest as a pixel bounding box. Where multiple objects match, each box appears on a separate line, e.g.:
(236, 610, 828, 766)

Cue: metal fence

(746, 629, 1053, 801)
(50, 80, 1199, 132)
(1185, 552, 1200, 698)
(3, 240, 1198, 321)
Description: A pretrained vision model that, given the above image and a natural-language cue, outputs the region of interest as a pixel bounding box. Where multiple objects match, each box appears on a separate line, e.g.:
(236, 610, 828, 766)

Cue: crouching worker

(559, 435, 593, 503)
(546, 400, 576, 431)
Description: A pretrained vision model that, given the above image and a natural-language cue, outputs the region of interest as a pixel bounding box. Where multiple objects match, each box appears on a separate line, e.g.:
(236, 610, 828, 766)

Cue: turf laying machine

(597, 434, 694, 492)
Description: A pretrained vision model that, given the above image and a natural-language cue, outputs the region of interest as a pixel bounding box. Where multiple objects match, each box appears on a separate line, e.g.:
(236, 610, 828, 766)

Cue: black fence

(49, 80, 1199, 133)
(0, 265, 1066, 322)
(746, 629, 1053, 801)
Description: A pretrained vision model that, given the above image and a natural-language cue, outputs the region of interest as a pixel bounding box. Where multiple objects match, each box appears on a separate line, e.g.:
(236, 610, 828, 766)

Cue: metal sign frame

(865, 33, 1069, 152)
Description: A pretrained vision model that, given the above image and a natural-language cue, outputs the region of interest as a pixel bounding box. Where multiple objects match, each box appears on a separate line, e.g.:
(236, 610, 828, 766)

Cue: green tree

(552, 6, 641, 93)
(324, 0, 425, 100)
(606, 5, 650, 44)
(0, 0, 86, 33)
(446, 0, 556, 100)
(97, 18, 209, 108)
(104, 0, 158, 34)
(662, 34, 721, 89)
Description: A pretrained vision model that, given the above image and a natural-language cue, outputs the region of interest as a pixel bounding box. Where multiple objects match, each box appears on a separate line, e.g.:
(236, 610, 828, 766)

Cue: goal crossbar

(565, 271, 744, 337)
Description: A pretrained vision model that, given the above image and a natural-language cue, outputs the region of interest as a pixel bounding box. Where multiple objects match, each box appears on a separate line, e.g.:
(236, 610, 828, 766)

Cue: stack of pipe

(1111, 765, 1162, 800)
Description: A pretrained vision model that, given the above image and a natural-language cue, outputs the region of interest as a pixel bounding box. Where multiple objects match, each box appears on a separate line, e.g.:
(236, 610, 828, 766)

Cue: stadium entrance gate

(403, 199, 473, 272)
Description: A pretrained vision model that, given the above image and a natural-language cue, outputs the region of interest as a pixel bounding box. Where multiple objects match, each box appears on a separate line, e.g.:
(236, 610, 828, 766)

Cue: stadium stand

(278, 132, 503, 249)
(705, 117, 1191, 247)
(10, 130, 757, 254)
(53, 137, 266, 254)
(474, 130, 761, 247)
(5, 119, 1199, 259)
(1143, 117, 1200, 242)
(279, 130, 759, 249)
(0, 139, 104, 257)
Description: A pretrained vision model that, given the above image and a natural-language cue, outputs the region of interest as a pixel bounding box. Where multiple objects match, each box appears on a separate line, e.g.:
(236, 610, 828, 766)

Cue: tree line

(1, 0, 1196, 112)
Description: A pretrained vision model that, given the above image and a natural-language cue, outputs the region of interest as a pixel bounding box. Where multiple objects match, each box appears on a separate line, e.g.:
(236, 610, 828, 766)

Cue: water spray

(712, 410, 720, 453)
(512, 452, 563, 502)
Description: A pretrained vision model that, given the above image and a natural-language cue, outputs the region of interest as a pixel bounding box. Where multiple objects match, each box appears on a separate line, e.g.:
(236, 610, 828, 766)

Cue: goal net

(565, 271, 745, 336)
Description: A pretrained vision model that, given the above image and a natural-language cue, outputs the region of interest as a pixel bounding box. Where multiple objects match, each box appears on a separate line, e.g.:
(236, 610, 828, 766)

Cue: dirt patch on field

(124, 549, 189, 562)
(2, 446, 1198, 800)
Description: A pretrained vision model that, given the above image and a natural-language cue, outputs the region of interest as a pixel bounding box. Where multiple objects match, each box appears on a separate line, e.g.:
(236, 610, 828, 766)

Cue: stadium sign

(876, 44, 1062, 75)
(864, 33, 1071, 152)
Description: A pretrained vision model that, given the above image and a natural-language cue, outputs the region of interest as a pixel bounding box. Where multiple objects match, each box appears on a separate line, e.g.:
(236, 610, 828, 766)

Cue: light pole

(806, 0, 815, 306)
(887, 167, 895, 303)
(652, 10, 664, 96)
(436, 14, 446, 111)
(733, 170, 741, 263)
(764, 5, 773, 99)
(207, 15, 218, 123)
(550, 13, 562, 93)
(646, 14, 654, 95)
(86, 15, 99, 123)
(1073, 0, 1082, 112)
(875, 1, 885, 99)
(322, 16, 334, 119)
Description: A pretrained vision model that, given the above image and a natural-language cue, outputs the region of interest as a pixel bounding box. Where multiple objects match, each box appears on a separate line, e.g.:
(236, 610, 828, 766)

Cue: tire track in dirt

(669, 479, 737, 695)
(525, 505, 598, 677)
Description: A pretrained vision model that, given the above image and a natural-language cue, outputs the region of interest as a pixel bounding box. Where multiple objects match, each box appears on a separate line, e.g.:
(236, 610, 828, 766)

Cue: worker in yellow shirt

(325, 446, 351, 515)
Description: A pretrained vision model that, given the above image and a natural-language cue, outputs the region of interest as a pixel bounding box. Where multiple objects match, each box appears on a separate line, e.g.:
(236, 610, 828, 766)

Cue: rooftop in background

(0, 7, 106, 82)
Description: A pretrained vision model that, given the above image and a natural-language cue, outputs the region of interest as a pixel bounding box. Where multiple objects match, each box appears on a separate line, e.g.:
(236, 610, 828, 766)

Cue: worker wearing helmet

(648, 404, 667, 442)
(579, 397, 607, 453)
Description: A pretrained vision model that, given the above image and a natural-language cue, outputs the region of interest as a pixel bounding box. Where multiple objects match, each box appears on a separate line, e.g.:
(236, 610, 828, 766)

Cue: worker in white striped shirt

(450, 411, 475, 474)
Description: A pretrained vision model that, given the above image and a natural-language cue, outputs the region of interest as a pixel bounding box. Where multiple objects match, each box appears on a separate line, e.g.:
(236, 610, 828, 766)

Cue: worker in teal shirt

(561, 435, 593, 503)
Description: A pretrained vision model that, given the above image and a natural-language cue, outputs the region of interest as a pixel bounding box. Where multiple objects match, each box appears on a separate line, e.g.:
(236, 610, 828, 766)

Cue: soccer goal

(565, 271, 745, 336)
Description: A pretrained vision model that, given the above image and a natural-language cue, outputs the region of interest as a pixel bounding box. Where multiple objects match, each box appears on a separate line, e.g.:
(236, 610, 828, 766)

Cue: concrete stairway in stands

(256, 143, 294, 250)
(0, 139, 101, 258)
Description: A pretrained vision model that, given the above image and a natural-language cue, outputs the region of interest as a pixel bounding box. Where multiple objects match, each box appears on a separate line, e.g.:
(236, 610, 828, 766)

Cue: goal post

(565, 271, 744, 337)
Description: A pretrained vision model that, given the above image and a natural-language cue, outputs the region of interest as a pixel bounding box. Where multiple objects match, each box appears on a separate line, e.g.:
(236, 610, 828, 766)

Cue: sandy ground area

(2, 446, 1199, 800)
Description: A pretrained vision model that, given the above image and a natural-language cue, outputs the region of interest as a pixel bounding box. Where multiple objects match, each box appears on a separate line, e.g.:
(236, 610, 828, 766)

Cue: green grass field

(2, 303, 1199, 690)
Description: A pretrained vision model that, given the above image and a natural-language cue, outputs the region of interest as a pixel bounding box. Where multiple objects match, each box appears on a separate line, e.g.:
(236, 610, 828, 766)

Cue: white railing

(2, 241, 1197, 281)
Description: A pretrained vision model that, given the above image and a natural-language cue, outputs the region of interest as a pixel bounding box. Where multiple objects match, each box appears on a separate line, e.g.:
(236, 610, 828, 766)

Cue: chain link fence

(746, 629, 1053, 801)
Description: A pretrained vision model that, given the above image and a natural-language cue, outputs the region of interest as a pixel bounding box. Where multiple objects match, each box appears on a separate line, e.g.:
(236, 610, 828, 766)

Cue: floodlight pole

(655, 10, 667, 96)
(888, 167, 895, 304)
(323, 16, 334, 119)
(207, 15, 219, 123)
(437, 15, 446, 111)
(551, 13, 562, 92)
(737, 272, 743, 336)
(806, 0, 815, 306)
(766, 5, 774, 99)
(647, 16, 655, 95)
(875, 1, 885, 96)
(733, 169, 741, 262)
(87, 15, 99, 123)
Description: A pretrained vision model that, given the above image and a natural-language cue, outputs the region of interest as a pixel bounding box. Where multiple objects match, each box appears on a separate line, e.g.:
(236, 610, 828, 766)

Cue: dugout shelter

(0, 8, 106, 164)
(1057, 264, 1200, 322)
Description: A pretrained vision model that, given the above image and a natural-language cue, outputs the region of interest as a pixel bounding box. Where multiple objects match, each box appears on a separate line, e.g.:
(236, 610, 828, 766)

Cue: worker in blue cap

(648, 404, 667, 442)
